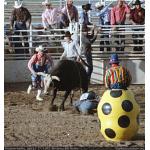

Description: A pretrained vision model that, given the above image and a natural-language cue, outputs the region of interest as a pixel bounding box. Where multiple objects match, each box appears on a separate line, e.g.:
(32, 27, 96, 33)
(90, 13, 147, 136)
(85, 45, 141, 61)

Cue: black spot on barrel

(102, 103, 112, 115)
(122, 100, 133, 112)
(118, 115, 130, 128)
(110, 90, 122, 98)
(105, 128, 116, 138)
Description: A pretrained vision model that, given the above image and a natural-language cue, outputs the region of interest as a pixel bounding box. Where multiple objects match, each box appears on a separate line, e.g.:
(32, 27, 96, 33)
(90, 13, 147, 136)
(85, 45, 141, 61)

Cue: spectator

(105, 53, 132, 89)
(73, 91, 100, 115)
(42, 0, 63, 30)
(62, 0, 79, 24)
(60, 31, 81, 61)
(95, 1, 111, 51)
(10, 0, 31, 53)
(130, 0, 145, 51)
(79, 3, 93, 27)
(81, 26, 98, 83)
(27, 45, 54, 101)
(111, 0, 130, 51)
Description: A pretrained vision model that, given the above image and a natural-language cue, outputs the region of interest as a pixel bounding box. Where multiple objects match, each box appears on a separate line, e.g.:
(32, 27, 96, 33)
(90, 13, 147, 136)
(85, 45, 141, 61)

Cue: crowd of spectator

(5, 0, 145, 54)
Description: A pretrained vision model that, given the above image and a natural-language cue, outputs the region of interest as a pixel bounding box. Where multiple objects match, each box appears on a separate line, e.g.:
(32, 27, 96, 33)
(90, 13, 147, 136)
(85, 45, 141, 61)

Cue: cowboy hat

(35, 45, 45, 52)
(82, 3, 92, 10)
(14, 0, 23, 9)
(95, 2, 105, 8)
(42, 0, 51, 5)
(64, 31, 73, 37)
(109, 54, 120, 64)
(133, 0, 143, 5)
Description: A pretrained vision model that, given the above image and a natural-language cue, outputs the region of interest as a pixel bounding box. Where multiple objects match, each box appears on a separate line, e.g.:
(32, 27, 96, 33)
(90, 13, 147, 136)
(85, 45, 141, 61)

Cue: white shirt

(61, 40, 81, 59)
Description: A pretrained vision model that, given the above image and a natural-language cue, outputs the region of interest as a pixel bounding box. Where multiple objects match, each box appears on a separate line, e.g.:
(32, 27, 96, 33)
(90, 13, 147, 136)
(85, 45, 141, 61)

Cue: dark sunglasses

(46, 4, 51, 6)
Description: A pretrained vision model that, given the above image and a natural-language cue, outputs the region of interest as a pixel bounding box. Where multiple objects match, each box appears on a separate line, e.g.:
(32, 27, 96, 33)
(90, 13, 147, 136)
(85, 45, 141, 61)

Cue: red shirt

(130, 7, 145, 25)
(111, 4, 130, 25)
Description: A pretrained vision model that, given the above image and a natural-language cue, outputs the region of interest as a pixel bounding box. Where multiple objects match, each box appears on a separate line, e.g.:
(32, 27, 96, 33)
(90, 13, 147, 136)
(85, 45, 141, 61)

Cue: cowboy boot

(36, 89, 43, 101)
(27, 84, 32, 94)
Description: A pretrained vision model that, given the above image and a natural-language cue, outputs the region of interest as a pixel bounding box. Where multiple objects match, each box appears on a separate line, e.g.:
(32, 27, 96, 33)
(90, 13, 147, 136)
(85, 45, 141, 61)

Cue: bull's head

(37, 72, 60, 94)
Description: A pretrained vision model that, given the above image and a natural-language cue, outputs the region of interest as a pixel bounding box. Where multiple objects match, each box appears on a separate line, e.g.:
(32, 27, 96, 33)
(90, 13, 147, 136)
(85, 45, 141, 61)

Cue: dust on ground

(4, 83, 145, 148)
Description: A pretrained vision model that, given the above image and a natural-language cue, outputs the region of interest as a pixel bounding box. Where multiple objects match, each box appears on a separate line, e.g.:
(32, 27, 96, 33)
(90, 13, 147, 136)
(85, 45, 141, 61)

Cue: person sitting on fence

(81, 26, 98, 83)
(27, 45, 54, 101)
(105, 53, 132, 90)
(42, 0, 64, 30)
(79, 3, 93, 28)
(130, 0, 145, 51)
(73, 91, 100, 115)
(60, 31, 81, 61)
(62, 0, 79, 25)
(95, 1, 111, 51)
(10, 0, 31, 54)
(111, 0, 130, 51)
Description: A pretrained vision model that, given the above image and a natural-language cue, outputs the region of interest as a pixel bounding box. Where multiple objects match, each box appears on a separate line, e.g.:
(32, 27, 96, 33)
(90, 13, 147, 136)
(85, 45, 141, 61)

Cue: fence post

(29, 24, 33, 55)
(79, 24, 82, 49)
(88, 0, 91, 22)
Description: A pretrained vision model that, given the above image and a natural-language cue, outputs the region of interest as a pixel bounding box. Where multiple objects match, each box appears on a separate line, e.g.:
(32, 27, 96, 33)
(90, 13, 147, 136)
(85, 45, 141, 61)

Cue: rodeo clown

(27, 45, 54, 101)
(105, 53, 132, 89)
(98, 53, 140, 141)
(73, 91, 100, 115)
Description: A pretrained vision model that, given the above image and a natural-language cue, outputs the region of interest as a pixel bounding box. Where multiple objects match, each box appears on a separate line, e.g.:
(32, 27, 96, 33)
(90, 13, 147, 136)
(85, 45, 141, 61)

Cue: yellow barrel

(97, 89, 140, 141)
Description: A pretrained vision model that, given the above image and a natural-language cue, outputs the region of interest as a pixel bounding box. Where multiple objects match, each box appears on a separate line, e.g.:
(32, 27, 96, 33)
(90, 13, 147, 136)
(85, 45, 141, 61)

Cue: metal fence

(4, 0, 145, 60)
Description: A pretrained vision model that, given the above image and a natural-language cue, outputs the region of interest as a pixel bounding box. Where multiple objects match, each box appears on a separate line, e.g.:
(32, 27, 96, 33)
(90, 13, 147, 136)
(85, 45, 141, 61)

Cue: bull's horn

(37, 72, 47, 77)
(51, 76, 60, 81)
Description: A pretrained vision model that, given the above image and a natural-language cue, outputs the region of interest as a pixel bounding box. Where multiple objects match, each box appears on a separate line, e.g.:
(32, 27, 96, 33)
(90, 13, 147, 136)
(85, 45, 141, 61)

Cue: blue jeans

(31, 64, 48, 88)
(73, 100, 98, 114)
(132, 28, 144, 51)
(14, 22, 29, 53)
(100, 22, 111, 51)
(110, 83, 127, 90)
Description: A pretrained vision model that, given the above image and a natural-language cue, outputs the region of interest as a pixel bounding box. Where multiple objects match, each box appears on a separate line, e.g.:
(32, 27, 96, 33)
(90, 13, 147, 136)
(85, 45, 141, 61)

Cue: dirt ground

(4, 83, 145, 149)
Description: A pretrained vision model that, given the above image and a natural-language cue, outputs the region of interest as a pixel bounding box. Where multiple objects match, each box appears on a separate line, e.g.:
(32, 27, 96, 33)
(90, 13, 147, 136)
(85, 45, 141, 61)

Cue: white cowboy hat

(35, 45, 45, 52)
(95, 2, 105, 8)
(14, 0, 23, 9)
(42, 0, 51, 5)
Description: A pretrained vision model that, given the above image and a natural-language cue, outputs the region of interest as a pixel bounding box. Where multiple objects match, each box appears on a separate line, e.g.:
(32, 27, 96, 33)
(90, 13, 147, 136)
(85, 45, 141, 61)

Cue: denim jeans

(132, 28, 144, 51)
(73, 100, 98, 114)
(14, 22, 29, 53)
(100, 22, 111, 51)
(31, 64, 48, 88)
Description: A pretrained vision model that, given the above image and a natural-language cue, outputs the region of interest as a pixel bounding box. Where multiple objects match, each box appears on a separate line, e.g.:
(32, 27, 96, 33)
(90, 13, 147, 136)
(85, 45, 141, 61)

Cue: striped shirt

(105, 65, 132, 89)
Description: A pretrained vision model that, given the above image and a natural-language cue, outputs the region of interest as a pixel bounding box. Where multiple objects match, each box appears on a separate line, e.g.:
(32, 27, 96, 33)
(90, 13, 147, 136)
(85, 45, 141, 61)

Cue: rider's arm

(28, 54, 37, 75)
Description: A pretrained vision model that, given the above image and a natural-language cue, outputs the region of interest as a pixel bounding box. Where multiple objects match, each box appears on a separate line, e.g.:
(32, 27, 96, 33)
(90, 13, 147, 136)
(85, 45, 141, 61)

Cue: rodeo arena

(4, 0, 145, 149)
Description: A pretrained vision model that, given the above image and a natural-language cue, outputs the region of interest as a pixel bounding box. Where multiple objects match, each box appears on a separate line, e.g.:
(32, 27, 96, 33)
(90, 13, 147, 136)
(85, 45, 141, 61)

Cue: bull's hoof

(58, 105, 65, 111)
(49, 105, 58, 111)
